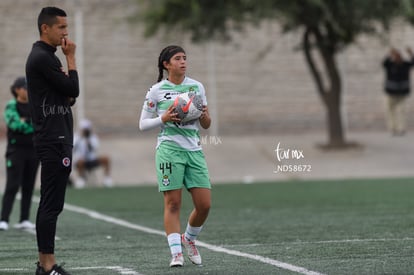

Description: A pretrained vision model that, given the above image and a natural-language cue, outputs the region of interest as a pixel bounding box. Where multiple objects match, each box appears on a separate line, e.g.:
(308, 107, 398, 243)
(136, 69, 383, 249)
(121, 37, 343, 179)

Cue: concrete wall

(0, 0, 414, 138)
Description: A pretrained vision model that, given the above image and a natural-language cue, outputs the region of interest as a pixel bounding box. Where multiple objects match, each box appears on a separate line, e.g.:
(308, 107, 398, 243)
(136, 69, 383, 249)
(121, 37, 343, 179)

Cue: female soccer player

(139, 45, 211, 267)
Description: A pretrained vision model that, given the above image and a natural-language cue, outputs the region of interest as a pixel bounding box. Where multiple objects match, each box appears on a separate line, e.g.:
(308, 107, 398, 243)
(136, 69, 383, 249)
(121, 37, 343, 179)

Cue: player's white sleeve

(139, 86, 164, 131)
(139, 108, 163, 131)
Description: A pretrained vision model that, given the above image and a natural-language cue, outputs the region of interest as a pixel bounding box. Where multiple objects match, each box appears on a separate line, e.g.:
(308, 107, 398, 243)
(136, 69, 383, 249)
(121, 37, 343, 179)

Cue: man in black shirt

(26, 7, 79, 275)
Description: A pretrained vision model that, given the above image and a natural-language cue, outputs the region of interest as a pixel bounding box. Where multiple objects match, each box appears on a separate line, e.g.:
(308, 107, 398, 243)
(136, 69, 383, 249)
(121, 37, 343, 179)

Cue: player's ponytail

(157, 66, 164, 83)
(157, 45, 185, 82)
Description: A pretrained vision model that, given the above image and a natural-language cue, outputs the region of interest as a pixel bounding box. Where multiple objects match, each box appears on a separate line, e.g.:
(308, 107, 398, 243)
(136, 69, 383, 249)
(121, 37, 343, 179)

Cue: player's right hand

(162, 105, 181, 123)
(61, 37, 76, 57)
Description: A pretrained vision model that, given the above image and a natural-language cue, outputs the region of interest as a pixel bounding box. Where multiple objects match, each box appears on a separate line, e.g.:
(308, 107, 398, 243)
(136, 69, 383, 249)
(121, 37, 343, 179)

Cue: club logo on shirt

(62, 157, 71, 167)
(162, 175, 170, 186)
(146, 100, 155, 109)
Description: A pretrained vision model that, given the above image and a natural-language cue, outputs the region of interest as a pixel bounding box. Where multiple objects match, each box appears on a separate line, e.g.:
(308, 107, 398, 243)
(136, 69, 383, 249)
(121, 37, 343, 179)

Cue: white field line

(73, 266, 142, 274)
(0, 266, 142, 275)
(225, 237, 414, 247)
(62, 201, 325, 275)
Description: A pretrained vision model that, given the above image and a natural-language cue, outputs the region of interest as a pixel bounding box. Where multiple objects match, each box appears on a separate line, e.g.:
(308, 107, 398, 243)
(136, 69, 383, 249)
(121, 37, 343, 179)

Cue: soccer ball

(173, 92, 203, 124)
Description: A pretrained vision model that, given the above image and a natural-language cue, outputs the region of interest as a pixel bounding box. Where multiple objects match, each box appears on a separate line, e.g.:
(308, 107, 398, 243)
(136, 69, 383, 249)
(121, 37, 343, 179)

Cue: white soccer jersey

(141, 77, 207, 151)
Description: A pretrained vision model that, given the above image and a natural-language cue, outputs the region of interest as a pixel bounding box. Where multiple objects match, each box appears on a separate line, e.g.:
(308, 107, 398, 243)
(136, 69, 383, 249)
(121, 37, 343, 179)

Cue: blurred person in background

(73, 119, 113, 188)
(383, 47, 414, 136)
(0, 77, 39, 231)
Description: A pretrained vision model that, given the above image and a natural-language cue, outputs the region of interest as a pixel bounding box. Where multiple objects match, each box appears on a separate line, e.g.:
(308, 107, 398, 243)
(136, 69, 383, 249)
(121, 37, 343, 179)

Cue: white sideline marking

(0, 266, 142, 274)
(195, 240, 324, 275)
(73, 266, 142, 274)
(62, 202, 325, 275)
(226, 237, 414, 247)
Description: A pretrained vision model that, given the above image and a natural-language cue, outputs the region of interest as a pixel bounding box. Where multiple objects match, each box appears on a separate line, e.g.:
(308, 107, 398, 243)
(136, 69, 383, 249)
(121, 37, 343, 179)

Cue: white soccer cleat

(0, 221, 9, 231)
(169, 253, 184, 267)
(181, 234, 202, 265)
(14, 220, 36, 230)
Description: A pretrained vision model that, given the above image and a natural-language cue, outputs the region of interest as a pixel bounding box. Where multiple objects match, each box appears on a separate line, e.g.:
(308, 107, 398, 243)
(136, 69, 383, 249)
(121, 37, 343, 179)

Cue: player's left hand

(199, 105, 211, 129)
(200, 105, 209, 120)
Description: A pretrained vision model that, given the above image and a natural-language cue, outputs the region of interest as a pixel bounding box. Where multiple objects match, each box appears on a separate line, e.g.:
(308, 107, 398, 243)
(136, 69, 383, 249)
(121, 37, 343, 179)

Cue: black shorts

(84, 159, 100, 170)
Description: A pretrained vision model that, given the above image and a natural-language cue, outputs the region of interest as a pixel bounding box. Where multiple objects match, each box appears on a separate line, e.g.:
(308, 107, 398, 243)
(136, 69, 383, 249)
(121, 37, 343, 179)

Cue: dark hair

(157, 45, 185, 82)
(10, 77, 27, 98)
(37, 7, 67, 35)
(10, 87, 17, 98)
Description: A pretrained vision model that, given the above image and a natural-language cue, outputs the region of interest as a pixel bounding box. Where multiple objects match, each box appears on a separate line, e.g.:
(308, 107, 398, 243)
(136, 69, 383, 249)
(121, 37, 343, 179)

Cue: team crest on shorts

(62, 157, 71, 167)
(162, 175, 170, 186)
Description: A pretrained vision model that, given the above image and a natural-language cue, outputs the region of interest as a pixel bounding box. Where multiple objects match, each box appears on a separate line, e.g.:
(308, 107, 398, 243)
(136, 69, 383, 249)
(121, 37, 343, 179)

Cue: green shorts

(155, 144, 211, 192)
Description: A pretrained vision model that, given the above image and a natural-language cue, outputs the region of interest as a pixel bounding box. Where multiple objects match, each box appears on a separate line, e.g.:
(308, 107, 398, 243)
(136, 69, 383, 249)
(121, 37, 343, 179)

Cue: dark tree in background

(135, 0, 406, 148)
